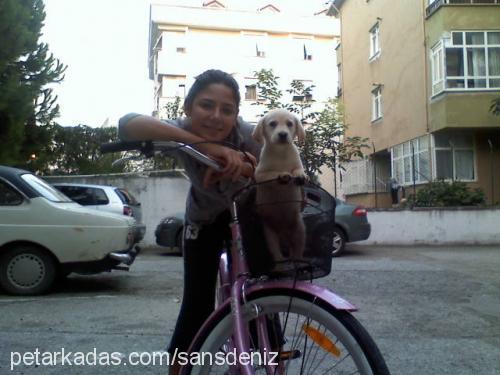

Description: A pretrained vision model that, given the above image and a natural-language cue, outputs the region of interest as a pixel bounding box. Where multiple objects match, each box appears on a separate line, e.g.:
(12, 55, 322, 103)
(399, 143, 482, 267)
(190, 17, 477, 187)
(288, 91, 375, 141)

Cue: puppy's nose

(278, 132, 288, 141)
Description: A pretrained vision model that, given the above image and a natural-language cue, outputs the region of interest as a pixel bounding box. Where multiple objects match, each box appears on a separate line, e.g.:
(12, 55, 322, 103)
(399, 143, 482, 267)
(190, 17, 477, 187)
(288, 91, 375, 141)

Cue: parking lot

(0, 245, 499, 374)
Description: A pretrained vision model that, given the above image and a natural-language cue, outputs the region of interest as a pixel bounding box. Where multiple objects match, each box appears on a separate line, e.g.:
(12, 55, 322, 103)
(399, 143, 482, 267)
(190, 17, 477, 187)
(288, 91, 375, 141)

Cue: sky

(41, 0, 330, 128)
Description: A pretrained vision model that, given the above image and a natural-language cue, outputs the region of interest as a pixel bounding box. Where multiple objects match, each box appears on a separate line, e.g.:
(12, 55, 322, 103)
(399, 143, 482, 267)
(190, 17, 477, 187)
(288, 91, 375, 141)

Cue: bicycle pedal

(280, 350, 301, 361)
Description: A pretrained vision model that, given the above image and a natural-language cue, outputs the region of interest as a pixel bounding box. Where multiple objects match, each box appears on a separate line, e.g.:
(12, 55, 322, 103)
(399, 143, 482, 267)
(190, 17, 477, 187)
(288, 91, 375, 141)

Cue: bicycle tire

(185, 290, 390, 374)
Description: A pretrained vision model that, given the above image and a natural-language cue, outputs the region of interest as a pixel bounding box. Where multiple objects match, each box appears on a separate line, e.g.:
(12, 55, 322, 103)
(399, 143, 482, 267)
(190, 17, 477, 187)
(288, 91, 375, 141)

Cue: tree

(0, 0, 66, 167)
(163, 96, 184, 119)
(254, 69, 368, 182)
(48, 125, 124, 175)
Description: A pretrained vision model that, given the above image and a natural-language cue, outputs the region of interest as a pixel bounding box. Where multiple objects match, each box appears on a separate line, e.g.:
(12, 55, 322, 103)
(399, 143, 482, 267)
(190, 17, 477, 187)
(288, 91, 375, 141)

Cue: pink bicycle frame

(184, 201, 357, 375)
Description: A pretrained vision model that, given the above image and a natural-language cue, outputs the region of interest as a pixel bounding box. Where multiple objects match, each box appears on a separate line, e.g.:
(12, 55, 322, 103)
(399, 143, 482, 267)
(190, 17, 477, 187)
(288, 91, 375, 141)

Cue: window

(242, 33, 267, 58)
(369, 23, 381, 59)
(93, 188, 109, 205)
(431, 31, 500, 94)
(163, 31, 187, 54)
(291, 36, 312, 60)
(245, 85, 257, 100)
(0, 180, 23, 205)
(337, 63, 342, 96)
(391, 136, 431, 186)
(57, 186, 96, 205)
(163, 75, 187, 98)
(431, 41, 445, 95)
(303, 40, 313, 60)
(433, 133, 475, 180)
(371, 86, 383, 121)
(22, 175, 72, 203)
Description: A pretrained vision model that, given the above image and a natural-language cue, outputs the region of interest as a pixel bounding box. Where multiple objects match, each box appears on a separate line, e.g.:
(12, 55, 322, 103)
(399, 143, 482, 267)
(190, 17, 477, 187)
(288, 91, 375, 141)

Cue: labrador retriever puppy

(252, 108, 307, 263)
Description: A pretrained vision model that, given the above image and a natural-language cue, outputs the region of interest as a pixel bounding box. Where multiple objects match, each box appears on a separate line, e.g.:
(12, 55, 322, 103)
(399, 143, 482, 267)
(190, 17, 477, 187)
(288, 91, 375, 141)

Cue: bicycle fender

(246, 280, 358, 312)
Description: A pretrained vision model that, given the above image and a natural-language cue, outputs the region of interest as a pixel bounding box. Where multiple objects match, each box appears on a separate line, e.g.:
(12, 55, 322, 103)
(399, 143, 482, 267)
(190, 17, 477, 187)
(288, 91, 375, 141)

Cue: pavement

(0, 245, 499, 374)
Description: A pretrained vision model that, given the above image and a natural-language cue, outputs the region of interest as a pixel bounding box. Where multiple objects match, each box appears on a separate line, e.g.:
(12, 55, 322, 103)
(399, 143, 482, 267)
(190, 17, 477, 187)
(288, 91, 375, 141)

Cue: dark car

(155, 188, 370, 257)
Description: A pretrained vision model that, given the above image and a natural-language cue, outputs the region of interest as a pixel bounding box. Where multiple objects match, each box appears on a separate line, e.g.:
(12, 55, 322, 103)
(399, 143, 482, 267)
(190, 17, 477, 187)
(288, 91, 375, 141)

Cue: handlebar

(100, 140, 224, 172)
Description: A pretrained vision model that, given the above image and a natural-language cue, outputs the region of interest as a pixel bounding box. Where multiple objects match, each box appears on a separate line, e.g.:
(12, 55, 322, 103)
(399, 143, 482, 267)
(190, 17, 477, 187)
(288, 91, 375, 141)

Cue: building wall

(150, 3, 339, 123)
(426, 5, 500, 44)
(336, 0, 500, 207)
(359, 208, 500, 245)
(339, 0, 428, 152)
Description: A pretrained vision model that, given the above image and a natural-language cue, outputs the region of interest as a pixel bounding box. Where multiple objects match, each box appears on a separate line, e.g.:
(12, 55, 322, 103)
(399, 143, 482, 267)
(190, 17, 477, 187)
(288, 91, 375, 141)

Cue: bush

(407, 180, 486, 207)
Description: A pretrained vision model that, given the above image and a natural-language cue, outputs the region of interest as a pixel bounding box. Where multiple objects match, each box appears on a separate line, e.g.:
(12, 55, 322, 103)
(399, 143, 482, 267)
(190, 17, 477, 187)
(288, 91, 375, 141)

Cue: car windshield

(21, 174, 73, 203)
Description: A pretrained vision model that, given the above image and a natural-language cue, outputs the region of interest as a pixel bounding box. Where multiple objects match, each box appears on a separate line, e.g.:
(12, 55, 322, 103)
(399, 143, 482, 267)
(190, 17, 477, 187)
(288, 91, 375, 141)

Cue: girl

(118, 69, 260, 374)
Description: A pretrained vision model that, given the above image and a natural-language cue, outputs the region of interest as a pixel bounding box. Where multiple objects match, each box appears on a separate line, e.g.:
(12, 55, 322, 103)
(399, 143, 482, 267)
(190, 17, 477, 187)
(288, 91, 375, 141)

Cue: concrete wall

(45, 171, 190, 247)
(359, 208, 500, 245)
(45, 171, 500, 246)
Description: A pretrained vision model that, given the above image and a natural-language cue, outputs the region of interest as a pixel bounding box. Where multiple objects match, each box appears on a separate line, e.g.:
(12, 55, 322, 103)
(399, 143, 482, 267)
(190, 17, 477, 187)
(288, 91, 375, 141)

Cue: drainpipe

(488, 139, 495, 205)
(372, 142, 378, 208)
(411, 142, 417, 197)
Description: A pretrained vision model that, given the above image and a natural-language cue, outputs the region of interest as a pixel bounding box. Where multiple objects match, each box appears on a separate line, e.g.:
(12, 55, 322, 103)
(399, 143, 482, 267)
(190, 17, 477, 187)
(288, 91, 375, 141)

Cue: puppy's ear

(295, 116, 306, 143)
(253, 117, 265, 144)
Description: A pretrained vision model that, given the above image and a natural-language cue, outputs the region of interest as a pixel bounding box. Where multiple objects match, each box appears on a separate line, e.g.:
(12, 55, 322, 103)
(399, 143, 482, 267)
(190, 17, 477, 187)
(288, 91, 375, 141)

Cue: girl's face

(185, 83, 239, 141)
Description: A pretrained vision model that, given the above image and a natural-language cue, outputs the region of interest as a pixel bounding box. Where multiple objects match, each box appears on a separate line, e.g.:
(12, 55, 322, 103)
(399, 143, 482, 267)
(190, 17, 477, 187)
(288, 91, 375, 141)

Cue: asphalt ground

(0, 245, 499, 374)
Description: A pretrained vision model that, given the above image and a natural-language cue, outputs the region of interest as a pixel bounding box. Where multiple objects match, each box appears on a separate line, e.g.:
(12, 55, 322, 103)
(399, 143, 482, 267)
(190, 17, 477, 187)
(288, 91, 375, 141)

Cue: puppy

(252, 108, 307, 263)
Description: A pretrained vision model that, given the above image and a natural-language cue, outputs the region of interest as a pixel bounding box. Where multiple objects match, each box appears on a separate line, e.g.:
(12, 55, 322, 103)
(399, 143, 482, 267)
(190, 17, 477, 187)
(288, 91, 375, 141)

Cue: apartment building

(148, 1, 339, 123)
(331, 0, 500, 207)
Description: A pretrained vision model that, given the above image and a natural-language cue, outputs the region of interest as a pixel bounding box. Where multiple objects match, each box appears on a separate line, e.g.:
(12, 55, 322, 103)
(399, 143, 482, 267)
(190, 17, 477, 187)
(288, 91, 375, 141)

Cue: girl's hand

(200, 144, 256, 183)
(201, 146, 257, 187)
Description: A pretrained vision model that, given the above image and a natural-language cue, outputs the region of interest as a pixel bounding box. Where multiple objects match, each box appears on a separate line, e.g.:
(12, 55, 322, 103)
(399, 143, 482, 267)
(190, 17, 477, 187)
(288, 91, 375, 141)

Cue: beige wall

(430, 93, 500, 131)
(340, 0, 428, 153)
(426, 6, 500, 46)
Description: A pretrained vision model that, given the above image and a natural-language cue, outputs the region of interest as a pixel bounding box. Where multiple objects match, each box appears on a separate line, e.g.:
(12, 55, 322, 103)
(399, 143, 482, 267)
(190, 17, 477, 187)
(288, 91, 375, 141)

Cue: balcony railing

(426, 0, 500, 17)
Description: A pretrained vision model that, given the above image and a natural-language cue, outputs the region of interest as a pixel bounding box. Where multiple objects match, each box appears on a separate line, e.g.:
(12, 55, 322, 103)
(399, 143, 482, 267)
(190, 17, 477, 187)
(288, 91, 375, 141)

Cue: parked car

(0, 166, 142, 295)
(52, 183, 145, 242)
(155, 187, 370, 257)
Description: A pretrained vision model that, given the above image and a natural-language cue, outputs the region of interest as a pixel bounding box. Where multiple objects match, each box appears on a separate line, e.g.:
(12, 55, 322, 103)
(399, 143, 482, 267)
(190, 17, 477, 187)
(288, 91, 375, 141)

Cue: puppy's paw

(277, 173, 292, 184)
(291, 169, 308, 185)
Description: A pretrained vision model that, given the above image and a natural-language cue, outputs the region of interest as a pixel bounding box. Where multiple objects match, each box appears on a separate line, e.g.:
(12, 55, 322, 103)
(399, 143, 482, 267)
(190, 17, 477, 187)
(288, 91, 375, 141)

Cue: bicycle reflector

(302, 324, 341, 357)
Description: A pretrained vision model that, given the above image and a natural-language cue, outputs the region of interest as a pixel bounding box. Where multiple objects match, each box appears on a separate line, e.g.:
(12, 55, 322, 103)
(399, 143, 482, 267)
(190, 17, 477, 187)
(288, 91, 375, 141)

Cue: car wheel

(0, 245, 57, 295)
(332, 226, 347, 257)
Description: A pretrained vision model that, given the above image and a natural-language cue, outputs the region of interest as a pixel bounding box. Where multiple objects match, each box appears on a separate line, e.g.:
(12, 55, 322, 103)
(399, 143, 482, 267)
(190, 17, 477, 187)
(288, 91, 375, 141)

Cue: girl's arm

(119, 114, 255, 180)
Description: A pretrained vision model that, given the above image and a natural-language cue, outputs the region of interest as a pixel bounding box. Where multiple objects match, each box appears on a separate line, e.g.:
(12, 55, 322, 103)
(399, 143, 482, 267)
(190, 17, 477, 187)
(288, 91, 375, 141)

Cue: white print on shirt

(184, 224, 200, 240)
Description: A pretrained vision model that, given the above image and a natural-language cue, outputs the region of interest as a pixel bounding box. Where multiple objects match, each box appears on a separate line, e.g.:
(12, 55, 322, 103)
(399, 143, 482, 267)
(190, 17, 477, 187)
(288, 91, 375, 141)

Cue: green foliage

(490, 98, 500, 116)
(0, 0, 66, 166)
(163, 96, 184, 119)
(47, 125, 124, 175)
(253, 69, 369, 180)
(407, 180, 486, 207)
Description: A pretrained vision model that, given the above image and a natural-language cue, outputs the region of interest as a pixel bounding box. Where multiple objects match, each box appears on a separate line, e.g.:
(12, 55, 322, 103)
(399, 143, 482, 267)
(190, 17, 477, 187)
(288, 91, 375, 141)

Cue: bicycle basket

(236, 180, 336, 280)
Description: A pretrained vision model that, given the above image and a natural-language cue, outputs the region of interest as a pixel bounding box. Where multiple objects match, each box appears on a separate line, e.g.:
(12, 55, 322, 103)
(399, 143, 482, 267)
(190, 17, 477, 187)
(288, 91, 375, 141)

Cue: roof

(328, 0, 345, 16)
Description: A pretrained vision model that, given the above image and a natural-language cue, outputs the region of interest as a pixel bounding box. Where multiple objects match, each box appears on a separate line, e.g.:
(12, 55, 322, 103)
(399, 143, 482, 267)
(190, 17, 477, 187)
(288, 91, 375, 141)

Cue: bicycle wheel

(187, 291, 389, 374)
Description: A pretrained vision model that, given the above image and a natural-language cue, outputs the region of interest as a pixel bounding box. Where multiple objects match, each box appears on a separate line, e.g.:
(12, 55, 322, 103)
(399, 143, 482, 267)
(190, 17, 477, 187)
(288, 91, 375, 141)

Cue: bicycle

(101, 140, 390, 375)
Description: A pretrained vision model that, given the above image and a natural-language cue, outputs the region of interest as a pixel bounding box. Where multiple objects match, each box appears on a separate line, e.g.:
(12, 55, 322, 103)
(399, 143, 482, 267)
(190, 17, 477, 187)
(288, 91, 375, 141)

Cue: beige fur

(252, 109, 307, 263)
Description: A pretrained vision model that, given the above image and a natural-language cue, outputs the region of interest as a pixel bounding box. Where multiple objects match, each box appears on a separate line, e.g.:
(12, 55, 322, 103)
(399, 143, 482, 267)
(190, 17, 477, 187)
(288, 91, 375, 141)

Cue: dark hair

(184, 69, 241, 112)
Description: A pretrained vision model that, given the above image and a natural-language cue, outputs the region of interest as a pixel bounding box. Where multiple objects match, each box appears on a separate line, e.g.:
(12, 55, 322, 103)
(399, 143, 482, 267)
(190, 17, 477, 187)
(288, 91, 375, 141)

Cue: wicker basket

(236, 180, 336, 280)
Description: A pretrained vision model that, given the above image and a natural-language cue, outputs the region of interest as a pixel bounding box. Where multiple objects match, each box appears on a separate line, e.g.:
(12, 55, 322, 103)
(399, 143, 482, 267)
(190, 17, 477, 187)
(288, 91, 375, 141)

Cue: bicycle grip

(100, 141, 149, 153)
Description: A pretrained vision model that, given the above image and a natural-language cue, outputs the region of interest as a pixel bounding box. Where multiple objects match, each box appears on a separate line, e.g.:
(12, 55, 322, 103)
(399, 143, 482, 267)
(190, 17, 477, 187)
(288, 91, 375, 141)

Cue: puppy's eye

(269, 121, 278, 128)
(286, 120, 293, 128)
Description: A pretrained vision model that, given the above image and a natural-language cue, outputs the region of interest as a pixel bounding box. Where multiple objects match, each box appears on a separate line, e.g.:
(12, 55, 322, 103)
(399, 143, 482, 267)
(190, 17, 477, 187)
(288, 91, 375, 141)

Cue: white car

(0, 165, 141, 295)
(52, 183, 145, 241)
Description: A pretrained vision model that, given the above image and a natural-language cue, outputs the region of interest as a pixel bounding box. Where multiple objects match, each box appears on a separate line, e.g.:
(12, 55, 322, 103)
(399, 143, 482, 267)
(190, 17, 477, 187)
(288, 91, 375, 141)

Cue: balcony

(426, 0, 500, 18)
